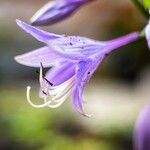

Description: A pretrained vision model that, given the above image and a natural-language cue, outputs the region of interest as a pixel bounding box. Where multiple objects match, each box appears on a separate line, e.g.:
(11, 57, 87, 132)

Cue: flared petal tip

(14, 55, 36, 67)
(16, 19, 30, 32)
(16, 19, 20, 24)
(76, 107, 92, 117)
(30, 20, 37, 26)
(30, 1, 55, 26)
(30, 17, 48, 26)
(30, 18, 55, 26)
(16, 19, 25, 28)
(30, 14, 42, 26)
(14, 55, 25, 65)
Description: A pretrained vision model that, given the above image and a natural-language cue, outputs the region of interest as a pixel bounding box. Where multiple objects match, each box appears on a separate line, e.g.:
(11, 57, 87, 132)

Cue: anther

(44, 77, 53, 86)
(42, 90, 47, 95)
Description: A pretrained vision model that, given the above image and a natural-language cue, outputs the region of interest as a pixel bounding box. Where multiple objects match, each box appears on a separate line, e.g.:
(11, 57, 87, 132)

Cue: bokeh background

(0, 0, 150, 149)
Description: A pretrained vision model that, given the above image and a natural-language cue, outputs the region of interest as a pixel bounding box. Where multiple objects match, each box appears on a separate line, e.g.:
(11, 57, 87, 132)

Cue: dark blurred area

(0, 0, 150, 150)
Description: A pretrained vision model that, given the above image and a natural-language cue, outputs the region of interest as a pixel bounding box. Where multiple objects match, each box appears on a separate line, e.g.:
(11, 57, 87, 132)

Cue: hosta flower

(31, 0, 93, 26)
(145, 20, 150, 49)
(15, 20, 139, 116)
(134, 102, 150, 150)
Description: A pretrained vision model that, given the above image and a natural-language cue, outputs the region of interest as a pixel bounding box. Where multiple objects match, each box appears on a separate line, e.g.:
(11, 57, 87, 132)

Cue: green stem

(140, 29, 145, 37)
(132, 0, 149, 19)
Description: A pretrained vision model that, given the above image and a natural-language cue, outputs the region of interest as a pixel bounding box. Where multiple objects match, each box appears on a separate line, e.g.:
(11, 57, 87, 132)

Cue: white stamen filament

(49, 79, 74, 102)
(44, 92, 70, 108)
(44, 77, 74, 107)
(48, 77, 74, 97)
(26, 76, 75, 109)
(26, 86, 53, 108)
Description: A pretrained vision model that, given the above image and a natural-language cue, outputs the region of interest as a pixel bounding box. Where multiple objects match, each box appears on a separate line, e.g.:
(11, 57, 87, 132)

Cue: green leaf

(144, 0, 150, 9)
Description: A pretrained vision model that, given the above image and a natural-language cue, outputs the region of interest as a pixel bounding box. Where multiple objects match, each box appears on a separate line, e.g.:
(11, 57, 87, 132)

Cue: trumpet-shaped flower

(134, 102, 150, 150)
(31, 0, 93, 26)
(15, 20, 139, 116)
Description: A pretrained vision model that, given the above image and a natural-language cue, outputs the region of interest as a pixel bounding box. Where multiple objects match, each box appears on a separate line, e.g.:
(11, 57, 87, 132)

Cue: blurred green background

(0, 0, 150, 150)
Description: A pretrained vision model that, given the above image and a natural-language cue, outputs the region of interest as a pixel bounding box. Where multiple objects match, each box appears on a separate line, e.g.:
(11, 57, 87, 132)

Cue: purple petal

(103, 32, 140, 54)
(16, 19, 61, 43)
(44, 62, 76, 86)
(39, 61, 76, 97)
(134, 102, 150, 150)
(16, 20, 99, 60)
(30, 0, 89, 26)
(72, 85, 84, 114)
(49, 36, 103, 60)
(72, 61, 92, 115)
(145, 21, 150, 49)
(16, 21, 139, 62)
(15, 46, 64, 67)
(72, 56, 105, 116)
(48, 32, 139, 60)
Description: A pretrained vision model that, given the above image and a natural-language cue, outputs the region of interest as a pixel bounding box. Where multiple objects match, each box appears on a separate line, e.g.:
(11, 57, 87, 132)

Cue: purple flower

(145, 21, 150, 49)
(31, 0, 93, 26)
(134, 102, 150, 150)
(15, 20, 139, 116)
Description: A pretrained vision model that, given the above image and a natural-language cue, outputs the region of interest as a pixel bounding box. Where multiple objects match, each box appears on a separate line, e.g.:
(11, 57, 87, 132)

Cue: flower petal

(48, 36, 104, 60)
(72, 61, 92, 115)
(72, 85, 83, 114)
(48, 32, 139, 60)
(103, 32, 140, 54)
(134, 102, 150, 150)
(14, 46, 64, 67)
(16, 20, 105, 60)
(145, 21, 150, 49)
(72, 84, 91, 117)
(16, 19, 61, 43)
(45, 61, 76, 86)
(72, 56, 105, 116)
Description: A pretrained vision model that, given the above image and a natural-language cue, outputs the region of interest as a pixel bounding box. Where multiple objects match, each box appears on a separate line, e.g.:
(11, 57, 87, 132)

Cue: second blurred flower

(31, 0, 93, 26)
(134, 101, 150, 150)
